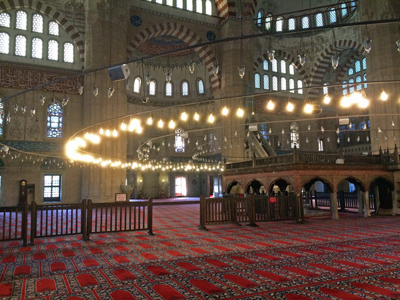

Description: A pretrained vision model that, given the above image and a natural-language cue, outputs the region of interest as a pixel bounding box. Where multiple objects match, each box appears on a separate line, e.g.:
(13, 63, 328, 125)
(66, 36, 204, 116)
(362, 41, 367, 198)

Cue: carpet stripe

(320, 287, 366, 300)
(351, 282, 400, 298)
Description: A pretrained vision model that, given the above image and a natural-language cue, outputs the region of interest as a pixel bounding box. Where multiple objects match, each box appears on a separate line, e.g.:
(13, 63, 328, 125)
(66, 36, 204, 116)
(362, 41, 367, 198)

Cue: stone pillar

(330, 192, 339, 220)
(363, 191, 371, 217)
(374, 185, 380, 214)
(392, 190, 397, 215)
(361, 1, 400, 154)
(357, 189, 364, 214)
(82, 0, 129, 202)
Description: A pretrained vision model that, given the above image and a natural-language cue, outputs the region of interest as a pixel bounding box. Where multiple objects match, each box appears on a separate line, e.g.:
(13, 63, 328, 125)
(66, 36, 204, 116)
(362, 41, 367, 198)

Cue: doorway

(175, 177, 187, 197)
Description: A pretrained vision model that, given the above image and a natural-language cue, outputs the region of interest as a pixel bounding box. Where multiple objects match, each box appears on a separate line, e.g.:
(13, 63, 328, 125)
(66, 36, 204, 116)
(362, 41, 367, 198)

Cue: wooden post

(30, 200, 37, 245)
(198, 195, 207, 230)
(21, 201, 28, 246)
(81, 199, 88, 241)
(86, 199, 92, 240)
(247, 195, 257, 226)
(147, 198, 153, 235)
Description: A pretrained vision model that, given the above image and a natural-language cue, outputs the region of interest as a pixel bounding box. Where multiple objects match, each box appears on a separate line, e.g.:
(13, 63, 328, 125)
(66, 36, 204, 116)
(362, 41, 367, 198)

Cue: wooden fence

(0, 199, 153, 246)
(302, 192, 375, 210)
(199, 195, 302, 230)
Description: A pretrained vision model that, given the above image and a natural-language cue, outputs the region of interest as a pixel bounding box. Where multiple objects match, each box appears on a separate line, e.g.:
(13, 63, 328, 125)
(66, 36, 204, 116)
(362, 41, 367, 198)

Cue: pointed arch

(127, 22, 220, 91)
(0, 0, 85, 62)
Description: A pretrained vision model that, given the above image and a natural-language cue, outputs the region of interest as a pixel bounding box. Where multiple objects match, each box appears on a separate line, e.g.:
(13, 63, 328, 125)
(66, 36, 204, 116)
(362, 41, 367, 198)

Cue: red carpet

(1, 204, 400, 299)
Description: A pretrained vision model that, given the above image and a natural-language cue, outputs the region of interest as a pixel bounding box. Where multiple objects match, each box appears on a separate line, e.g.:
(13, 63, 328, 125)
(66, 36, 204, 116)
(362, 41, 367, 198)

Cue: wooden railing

(302, 192, 375, 210)
(0, 202, 28, 246)
(199, 195, 302, 230)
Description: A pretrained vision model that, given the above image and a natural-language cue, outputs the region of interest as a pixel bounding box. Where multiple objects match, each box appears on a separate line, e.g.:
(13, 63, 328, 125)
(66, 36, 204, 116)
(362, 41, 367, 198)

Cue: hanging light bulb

(323, 94, 331, 104)
(39, 94, 46, 105)
(238, 61, 245, 78)
(332, 53, 339, 69)
(30, 106, 36, 117)
(392, 120, 395, 127)
(286, 102, 294, 112)
(181, 112, 188, 121)
(13, 103, 18, 113)
(327, 137, 330, 142)
(306, 137, 309, 143)
(337, 137, 340, 144)
(236, 108, 244, 117)
(62, 96, 69, 106)
(168, 120, 175, 129)
(304, 103, 313, 114)
(208, 114, 215, 123)
(267, 49, 275, 61)
(158, 119, 164, 128)
(105, 129, 111, 136)
(366, 136, 370, 142)
(267, 100, 275, 110)
(78, 85, 84, 95)
(147, 116, 153, 125)
(112, 129, 118, 137)
(93, 85, 99, 97)
(308, 125, 311, 131)
(380, 89, 388, 101)
(234, 131, 238, 136)
(321, 126, 325, 133)
(363, 123, 367, 130)
(357, 136, 360, 142)
(347, 136, 350, 142)
(298, 52, 306, 66)
(194, 112, 200, 121)
(363, 37, 372, 53)
(378, 127, 382, 133)
(281, 129, 285, 134)
(212, 60, 219, 75)
(336, 128, 340, 134)
(165, 69, 172, 82)
(188, 61, 195, 74)
(21, 104, 26, 114)
(222, 106, 229, 116)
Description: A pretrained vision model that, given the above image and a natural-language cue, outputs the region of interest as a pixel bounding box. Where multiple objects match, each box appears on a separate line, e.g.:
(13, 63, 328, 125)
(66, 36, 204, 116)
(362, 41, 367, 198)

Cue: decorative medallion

(206, 31, 216, 42)
(130, 15, 142, 27)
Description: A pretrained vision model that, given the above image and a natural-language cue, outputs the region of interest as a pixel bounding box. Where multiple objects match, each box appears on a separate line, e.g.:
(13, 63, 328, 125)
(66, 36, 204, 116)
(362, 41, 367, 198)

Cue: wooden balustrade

(0, 202, 28, 246)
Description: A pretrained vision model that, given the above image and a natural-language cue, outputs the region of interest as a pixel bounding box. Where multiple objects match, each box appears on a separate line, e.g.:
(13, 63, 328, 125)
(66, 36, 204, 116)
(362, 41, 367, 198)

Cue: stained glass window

(271, 59, 277, 72)
(362, 57, 367, 70)
(176, 0, 183, 8)
(289, 78, 295, 93)
(276, 17, 283, 32)
(348, 68, 354, 76)
(196, 0, 202, 13)
(0, 32, 10, 54)
(349, 78, 355, 93)
(46, 102, 63, 138)
(187, 0, 193, 11)
(363, 74, 367, 88)
(355, 60, 361, 72)
(15, 35, 26, 56)
(263, 60, 268, 70)
(149, 80, 156, 95)
(290, 123, 299, 149)
(297, 80, 303, 94)
(315, 13, 323, 27)
(44, 174, 61, 202)
(48, 39, 58, 61)
(288, 18, 295, 30)
(281, 77, 287, 90)
(263, 75, 269, 90)
(32, 37, 43, 59)
(48, 21, 59, 36)
(166, 82, 173, 96)
(166, 0, 173, 6)
(205, 0, 212, 15)
(356, 76, 362, 90)
(198, 79, 204, 94)
(272, 76, 278, 91)
(341, 3, 348, 17)
(255, 73, 261, 89)
(16, 11, 27, 30)
(265, 14, 272, 30)
(302, 16, 309, 29)
(181, 81, 189, 96)
(133, 77, 141, 93)
(32, 14, 43, 33)
(0, 13, 10, 27)
(289, 64, 295, 75)
(257, 11, 263, 27)
(323, 83, 328, 95)
(343, 81, 348, 95)
(63, 42, 74, 63)
(280, 60, 286, 73)
(329, 8, 337, 23)
(174, 129, 185, 153)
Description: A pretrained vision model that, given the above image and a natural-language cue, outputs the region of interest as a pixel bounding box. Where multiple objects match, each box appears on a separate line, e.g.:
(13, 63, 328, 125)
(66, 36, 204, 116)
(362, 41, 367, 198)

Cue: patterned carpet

(1, 204, 400, 299)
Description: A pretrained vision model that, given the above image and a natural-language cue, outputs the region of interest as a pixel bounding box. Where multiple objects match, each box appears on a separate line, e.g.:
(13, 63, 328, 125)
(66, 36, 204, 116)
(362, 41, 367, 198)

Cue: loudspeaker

(108, 64, 130, 81)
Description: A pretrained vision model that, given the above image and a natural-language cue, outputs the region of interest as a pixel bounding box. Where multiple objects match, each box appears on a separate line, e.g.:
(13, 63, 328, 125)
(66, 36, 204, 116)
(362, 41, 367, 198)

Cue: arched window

(0, 32, 10, 54)
(63, 42, 74, 63)
(280, 60, 286, 74)
(301, 16, 309, 29)
(363, 74, 367, 88)
(32, 37, 43, 59)
(265, 14, 272, 30)
(254, 73, 261, 89)
(175, 129, 185, 153)
(356, 76, 362, 90)
(196, 0, 203, 13)
(323, 83, 329, 95)
(348, 68, 354, 76)
(149, 80, 156, 96)
(257, 10, 263, 27)
(290, 122, 299, 149)
(166, 82, 173, 96)
(341, 3, 348, 17)
(32, 13, 43, 33)
(288, 18, 296, 30)
(263, 60, 268, 70)
(48, 21, 59, 36)
(156, 0, 162, 3)
(355, 60, 361, 72)
(0, 13, 11, 27)
(362, 57, 367, 70)
(15, 35, 26, 56)
(16, 11, 27, 30)
(271, 59, 277, 72)
(289, 78, 295, 93)
(272, 76, 278, 91)
(349, 78, 355, 93)
(297, 80, 303, 94)
(177, 0, 183, 9)
(181, 81, 189, 96)
(276, 16, 283, 32)
(350, 1, 356, 10)
(205, 0, 212, 15)
(342, 81, 348, 95)
(281, 77, 287, 90)
(315, 13, 323, 27)
(46, 102, 63, 138)
(262, 75, 269, 90)
(133, 77, 141, 93)
(48, 39, 58, 61)
(187, 0, 193, 11)
(329, 8, 337, 23)
(166, 0, 173, 6)
(198, 79, 204, 94)
(289, 64, 295, 75)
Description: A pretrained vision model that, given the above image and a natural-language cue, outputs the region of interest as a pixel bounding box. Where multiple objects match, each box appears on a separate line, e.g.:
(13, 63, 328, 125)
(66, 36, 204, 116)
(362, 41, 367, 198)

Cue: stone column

(82, 0, 129, 202)
(357, 189, 364, 214)
(330, 191, 339, 220)
(374, 185, 380, 214)
(392, 190, 397, 215)
(363, 191, 371, 217)
(361, 1, 400, 154)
